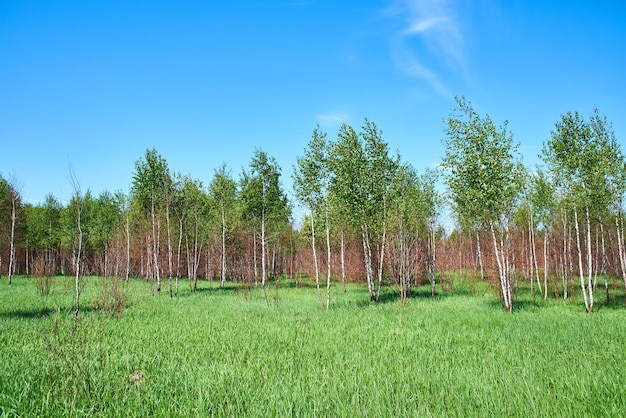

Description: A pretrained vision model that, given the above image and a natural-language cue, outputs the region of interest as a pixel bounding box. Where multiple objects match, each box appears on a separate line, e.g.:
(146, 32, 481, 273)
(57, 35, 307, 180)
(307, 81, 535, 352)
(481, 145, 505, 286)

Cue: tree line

(1, 97, 625, 312)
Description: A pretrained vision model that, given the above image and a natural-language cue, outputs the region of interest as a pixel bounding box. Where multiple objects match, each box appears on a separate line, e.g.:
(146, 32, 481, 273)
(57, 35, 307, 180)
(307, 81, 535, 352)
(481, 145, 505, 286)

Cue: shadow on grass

(592, 294, 626, 312)
(0, 305, 102, 320)
(352, 283, 461, 307)
(0, 307, 56, 319)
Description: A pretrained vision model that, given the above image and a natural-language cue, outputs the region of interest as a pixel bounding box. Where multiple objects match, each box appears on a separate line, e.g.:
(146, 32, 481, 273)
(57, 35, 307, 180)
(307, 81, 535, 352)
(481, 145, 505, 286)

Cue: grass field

(0, 275, 625, 417)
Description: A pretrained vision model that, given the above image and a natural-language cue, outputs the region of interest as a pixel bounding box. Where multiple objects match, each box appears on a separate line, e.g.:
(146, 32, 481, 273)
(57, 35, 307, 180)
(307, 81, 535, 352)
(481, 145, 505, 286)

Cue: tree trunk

(325, 201, 332, 310)
(261, 213, 267, 288)
(253, 226, 258, 287)
(376, 217, 387, 302)
(529, 215, 541, 297)
(600, 223, 609, 303)
(490, 222, 511, 312)
(125, 213, 131, 281)
(430, 221, 436, 297)
(476, 232, 484, 280)
(585, 206, 594, 312)
(341, 230, 346, 293)
(75, 199, 83, 317)
(310, 210, 322, 306)
(151, 198, 161, 292)
(361, 225, 376, 301)
(543, 229, 549, 300)
(220, 204, 227, 287)
(574, 207, 591, 313)
(166, 203, 173, 297)
(615, 213, 626, 288)
(176, 218, 183, 296)
(562, 213, 570, 300)
(7, 196, 17, 285)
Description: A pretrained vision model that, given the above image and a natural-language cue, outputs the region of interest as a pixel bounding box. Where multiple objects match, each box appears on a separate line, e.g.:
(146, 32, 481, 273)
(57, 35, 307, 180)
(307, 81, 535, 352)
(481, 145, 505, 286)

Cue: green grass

(1, 275, 625, 417)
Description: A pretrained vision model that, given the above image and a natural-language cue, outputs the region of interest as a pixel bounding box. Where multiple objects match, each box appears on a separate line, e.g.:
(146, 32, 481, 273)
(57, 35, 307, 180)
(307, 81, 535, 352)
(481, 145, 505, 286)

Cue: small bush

(94, 276, 128, 317)
(33, 275, 53, 298)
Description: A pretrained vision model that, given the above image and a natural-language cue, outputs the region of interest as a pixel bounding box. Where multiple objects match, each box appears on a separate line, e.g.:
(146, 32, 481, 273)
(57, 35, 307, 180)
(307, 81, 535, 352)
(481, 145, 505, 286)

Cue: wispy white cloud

(316, 112, 350, 126)
(405, 16, 449, 34)
(387, 0, 466, 96)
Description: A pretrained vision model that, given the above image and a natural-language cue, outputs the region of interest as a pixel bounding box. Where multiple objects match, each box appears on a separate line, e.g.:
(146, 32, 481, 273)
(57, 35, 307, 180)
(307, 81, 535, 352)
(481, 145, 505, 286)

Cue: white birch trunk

(615, 213, 626, 288)
(125, 214, 130, 281)
(261, 212, 266, 288)
(325, 201, 332, 310)
(490, 222, 511, 312)
(341, 231, 346, 293)
(573, 207, 591, 312)
(361, 225, 375, 301)
(166, 203, 173, 297)
(74, 198, 83, 316)
(585, 206, 594, 312)
(529, 215, 541, 297)
(8, 196, 17, 285)
(543, 230, 549, 301)
(310, 210, 322, 306)
(220, 204, 227, 287)
(151, 198, 161, 292)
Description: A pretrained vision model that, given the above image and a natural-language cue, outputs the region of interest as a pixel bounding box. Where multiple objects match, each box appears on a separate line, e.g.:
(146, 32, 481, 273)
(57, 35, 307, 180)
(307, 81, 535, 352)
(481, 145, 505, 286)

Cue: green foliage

(293, 124, 330, 212)
(240, 149, 290, 227)
(442, 96, 523, 227)
(329, 120, 400, 234)
(131, 147, 171, 214)
(208, 163, 239, 241)
(26, 194, 62, 253)
(543, 108, 625, 221)
(90, 191, 120, 253)
(1, 276, 626, 416)
(61, 190, 95, 253)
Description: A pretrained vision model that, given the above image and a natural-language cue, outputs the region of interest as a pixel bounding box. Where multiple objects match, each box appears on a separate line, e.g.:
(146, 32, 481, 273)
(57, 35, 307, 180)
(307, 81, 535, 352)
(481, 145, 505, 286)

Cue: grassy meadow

(0, 274, 625, 417)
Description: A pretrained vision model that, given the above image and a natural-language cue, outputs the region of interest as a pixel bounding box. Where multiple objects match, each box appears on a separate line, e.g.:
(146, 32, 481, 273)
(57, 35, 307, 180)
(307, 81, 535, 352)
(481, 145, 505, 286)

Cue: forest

(1, 97, 625, 313)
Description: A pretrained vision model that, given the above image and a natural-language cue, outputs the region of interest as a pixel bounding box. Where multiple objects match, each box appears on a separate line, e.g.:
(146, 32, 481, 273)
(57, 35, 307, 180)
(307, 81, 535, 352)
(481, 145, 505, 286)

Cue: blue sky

(2, 0, 625, 213)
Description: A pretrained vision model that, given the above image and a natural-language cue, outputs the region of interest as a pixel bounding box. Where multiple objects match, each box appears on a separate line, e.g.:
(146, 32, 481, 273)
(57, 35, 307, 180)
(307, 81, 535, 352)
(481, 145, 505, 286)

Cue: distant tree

(114, 191, 132, 281)
(240, 149, 290, 288)
(293, 125, 333, 308)
(209, 163, 238, 288)
(542, 109, 624, 312)
(441, 97, 523, 312)
(67, 168, 85, 316)
(388, 164, 419, 305)
(0, 174, 23, 284)
(91, 190, 120, 277)
(329, 120, 399, 301)
(418, 168, 441, 297)
(529, 169, 556, 300)
(181, 176, 209, 292)
(388, 165, 440, 304)
(131, 148, 171, 293)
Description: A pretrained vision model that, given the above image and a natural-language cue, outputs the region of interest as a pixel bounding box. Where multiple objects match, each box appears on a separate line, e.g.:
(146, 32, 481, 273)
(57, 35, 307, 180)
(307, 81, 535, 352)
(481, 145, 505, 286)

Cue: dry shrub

(33, 275, 53, 298)
(94, 276, 128, 317)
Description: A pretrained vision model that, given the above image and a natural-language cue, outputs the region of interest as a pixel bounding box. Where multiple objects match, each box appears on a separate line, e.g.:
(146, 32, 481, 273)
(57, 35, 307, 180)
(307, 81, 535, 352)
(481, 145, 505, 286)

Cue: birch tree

(181, 176, 208, 292)
(26, 196, 60, 276)
(131, 148, 171, 293)
(0, 175, 22, 284)
(293, 124, 333, 308)
(67, 169, 85, 316)
(329, 120, 399, 301)
(543, 109, 624, 312)
(441, 96, 523, 312)
(91, 190, 119, 277)
(529, 169, 556, 300)
(240, 149, 290, 288)
(209, 163, 238, 288)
